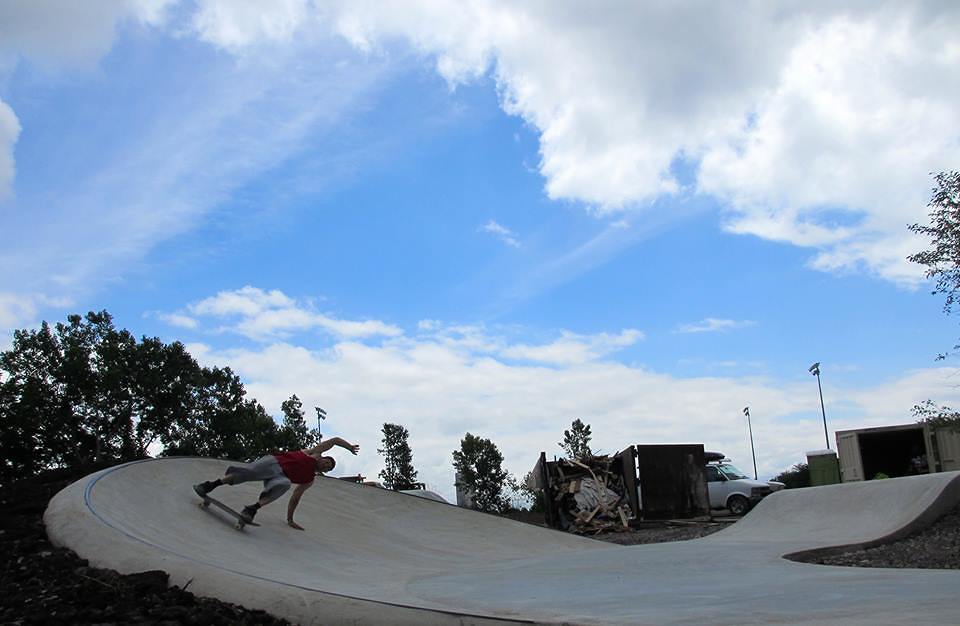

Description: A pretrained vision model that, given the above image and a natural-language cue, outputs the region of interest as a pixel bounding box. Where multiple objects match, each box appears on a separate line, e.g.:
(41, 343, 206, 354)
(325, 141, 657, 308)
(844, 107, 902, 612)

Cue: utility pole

(743, 406, 757, 479)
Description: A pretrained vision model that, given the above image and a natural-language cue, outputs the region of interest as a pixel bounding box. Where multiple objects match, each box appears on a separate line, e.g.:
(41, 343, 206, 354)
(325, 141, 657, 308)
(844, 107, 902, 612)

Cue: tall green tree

(908, 171, 960, 429)
(452, 432, 509, 513)
(277, 394, 320, 451)
(377, 422, 419, 490)
(0, 310, 296, 482)
(161, 364, 283, 460)
(559, 418, 593, 460)
(0, 312, 147, 475)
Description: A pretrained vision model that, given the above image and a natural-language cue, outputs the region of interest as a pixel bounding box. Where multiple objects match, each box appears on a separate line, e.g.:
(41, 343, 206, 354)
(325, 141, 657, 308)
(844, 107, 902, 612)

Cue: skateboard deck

(197, 493, 260, 530)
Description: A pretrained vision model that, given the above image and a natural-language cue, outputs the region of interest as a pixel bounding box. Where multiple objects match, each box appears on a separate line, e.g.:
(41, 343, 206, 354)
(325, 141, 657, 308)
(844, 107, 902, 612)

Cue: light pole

(315, 406, 327, 438)
(743, 406, 757, 479)
(809, 362, 830, 449)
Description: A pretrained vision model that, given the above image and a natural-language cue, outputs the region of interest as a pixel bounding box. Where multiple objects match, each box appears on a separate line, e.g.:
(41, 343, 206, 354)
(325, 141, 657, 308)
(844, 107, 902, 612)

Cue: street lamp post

(743, 406, 757, 480)
(809, 362, 830, 449)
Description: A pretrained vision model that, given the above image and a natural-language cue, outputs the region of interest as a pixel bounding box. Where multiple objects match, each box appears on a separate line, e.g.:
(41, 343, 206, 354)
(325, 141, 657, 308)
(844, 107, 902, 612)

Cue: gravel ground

(2, 469, 958, 624)
(592, 520, 728, 545)
(590, 505, 960, 570)
(799, 502, 960, 569)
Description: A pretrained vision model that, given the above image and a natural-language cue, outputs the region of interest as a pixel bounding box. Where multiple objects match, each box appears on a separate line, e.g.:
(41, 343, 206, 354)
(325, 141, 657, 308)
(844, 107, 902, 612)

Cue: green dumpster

(806, 449, 840, 486)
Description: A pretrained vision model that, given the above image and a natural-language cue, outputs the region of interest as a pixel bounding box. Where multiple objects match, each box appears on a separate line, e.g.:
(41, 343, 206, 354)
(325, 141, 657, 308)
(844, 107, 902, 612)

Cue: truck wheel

(727, 495, 750, 516)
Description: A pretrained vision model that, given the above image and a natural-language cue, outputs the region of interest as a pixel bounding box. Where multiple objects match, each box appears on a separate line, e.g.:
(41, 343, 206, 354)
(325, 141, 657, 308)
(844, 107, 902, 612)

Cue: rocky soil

(1, 469, 291, 625)
(591, 506, 960, 569)
(1, 469, 957, 624)
(799, 502, 960, 569)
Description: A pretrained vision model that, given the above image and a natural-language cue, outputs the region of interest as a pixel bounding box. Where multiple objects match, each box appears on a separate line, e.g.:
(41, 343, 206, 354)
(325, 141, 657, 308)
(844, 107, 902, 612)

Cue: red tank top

(273, 450, 317, 484)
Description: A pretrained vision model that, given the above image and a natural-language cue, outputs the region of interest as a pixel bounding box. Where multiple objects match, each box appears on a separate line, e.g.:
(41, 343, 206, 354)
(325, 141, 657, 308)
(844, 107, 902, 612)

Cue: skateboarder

(193, 437, 360, 530)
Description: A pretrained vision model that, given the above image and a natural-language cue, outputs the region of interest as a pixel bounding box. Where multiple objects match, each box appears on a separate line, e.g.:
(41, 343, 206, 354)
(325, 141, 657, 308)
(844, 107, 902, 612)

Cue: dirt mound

(1, 467, 291, 625)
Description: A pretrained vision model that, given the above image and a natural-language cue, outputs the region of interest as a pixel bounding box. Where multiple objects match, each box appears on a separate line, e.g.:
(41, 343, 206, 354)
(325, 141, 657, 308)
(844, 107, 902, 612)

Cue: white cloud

(0, 291, 72, 338)
(676, 318, 756, 334)
(480, 220, 521, 248)
(0, 292, 41, 331)
(698, 10, 960, 284)
(177, 286, 402, 341)
(156, 312, 198, 329)
(190, 286, 295, 317)
(500, 329, 643, 366)
(180, 1, 959, 284)
(3, 1, 954, 306)
(0, 0, 173, 70)
(0, 99, 20, 198)
(187, 325, 960, 502)
(190, 0, 311, 52)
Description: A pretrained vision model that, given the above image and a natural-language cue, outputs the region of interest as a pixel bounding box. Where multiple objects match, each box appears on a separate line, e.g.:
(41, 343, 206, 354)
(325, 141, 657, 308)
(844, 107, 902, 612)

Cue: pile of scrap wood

(547, 455, 634, 534)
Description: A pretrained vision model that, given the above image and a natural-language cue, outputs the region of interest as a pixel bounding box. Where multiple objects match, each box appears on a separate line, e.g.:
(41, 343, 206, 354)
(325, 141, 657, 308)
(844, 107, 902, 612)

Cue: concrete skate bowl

(46, 458, 960, 625)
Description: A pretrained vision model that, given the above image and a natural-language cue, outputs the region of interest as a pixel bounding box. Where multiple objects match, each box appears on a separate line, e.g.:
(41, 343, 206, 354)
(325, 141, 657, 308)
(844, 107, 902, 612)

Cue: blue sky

(2, 2, 959, 499)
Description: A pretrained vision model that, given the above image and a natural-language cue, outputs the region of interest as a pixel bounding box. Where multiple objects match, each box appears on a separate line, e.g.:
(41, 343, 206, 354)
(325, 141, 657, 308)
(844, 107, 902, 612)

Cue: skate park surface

(45, 457, 960, 625)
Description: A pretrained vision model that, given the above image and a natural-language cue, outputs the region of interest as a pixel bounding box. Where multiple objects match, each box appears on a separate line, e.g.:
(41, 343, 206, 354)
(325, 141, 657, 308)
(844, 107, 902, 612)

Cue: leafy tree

(771, 463, 810, 489)
(277, 394, 320, 451)
(452, 432, 509, 513)
(161, 365, 283, 461)
(0, 312, 147, 475)
(0, 310, 299, 482)
(908, 171, 960, 429)
(0, 321, 59, 479)
(912, 400, 960, 432)
(377, 422, 419, 490)
(559, 418, 593, 460)
(909, 171, 960, 345)
(516, 471, 545, 512)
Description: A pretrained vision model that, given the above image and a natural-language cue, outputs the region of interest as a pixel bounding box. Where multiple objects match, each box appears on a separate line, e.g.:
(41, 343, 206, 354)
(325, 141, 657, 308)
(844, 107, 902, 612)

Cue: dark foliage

(0, 311, 300, 483)
(908, 171, 960, 429)
(377, 423, 419, 490)
(452, 432, 509, 513)
(912, 400, 960, 432)
(559, 418, 593, 460)
(276, 394, 321, 452)
(909, 171, 960, 330)
(771, 462, 811, 489)
(0, 467, 291, 624)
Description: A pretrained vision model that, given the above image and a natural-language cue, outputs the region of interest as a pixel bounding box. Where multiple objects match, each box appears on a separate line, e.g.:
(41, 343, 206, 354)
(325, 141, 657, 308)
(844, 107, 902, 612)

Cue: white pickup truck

(704, 452, 784, 515)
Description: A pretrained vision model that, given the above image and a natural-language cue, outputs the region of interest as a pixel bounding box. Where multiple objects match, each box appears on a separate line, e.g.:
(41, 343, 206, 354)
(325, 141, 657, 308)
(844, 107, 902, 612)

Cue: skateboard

(197, 492, 260, 530)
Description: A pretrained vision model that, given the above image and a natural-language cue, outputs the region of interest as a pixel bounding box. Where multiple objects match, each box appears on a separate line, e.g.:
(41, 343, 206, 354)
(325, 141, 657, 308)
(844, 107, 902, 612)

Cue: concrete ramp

(45, 458, 960, 625)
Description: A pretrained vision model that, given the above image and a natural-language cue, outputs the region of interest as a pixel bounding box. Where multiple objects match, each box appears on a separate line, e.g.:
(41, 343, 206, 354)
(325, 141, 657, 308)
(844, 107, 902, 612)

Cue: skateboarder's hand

(287, 519, 305, 531)
(349, 443, 359, 455)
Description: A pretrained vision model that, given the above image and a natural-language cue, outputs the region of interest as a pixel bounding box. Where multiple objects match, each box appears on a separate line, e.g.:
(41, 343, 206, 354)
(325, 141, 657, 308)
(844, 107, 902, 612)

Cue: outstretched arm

(287, 482, 313, 530)
(307, 437, 359, 456)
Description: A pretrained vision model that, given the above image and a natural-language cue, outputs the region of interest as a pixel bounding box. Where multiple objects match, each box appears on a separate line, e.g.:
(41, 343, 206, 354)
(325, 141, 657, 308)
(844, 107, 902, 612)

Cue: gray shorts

(225, 455, 291, 504)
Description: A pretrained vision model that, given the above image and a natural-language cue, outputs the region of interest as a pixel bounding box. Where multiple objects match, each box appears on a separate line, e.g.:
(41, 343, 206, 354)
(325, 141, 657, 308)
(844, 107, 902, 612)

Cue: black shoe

(193, 481, 217, 497)
(241, 505, 258, 523)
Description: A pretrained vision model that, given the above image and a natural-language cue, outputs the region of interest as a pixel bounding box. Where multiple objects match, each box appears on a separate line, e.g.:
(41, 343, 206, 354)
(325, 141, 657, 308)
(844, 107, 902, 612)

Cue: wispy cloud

(165, 286, 402, 341)
(500, 329, 644, 366)
(0, 292, 71, 336)
(676, 318, 756, 334)
(480, 220, 521, 248)
(155, 312, 199, 330)
(0, 99, 20, 198)
(0, 15, 389, 314)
